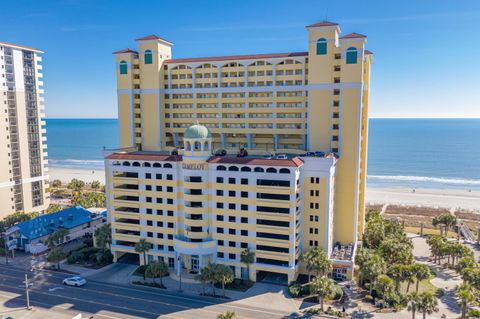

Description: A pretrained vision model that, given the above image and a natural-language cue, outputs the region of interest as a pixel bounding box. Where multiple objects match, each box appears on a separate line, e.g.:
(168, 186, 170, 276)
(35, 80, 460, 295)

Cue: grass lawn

(405, 226, 457, 238)
(399, 275, 444, 297)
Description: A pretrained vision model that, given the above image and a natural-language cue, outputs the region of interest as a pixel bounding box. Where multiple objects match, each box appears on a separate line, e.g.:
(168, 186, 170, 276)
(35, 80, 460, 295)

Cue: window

(241, 217, 248, 223)
(119, 61, 128, 74)
(241, 242, 248, 249)
(241, 178, 248, 185)
(216, 215, 224, 221)
(156, 174, 162, 179)
(217, 202, 224, 209)
(241, 230, 248, 236)
(146, 173, 151, 179)
(217, 190, 224, 196)
(241, 191, 248, 198)
(156, 186, 162, 191)
(241, 204, 248, 211)
(229, 253, 235, 260)
(217, 252, 224, 258)
(167, 174, 173, 180)
(218, 240, 224, 246)
(216, 177, 224, 183)
(146, 185, 152, 191)
(229, 203, 236, 210)
(228, 178, 235, 184)
(229, 228, 235, 235)
(316, 38, 327, 55)
(144, 50, 153, 64)
(229, 241, 235, 247)
(346, 47, 358, 64)
(228, 216, 235, 222)
(167, 186, 173, 192)
(229, 190, 235, 197)
(217, 227, 224, 234)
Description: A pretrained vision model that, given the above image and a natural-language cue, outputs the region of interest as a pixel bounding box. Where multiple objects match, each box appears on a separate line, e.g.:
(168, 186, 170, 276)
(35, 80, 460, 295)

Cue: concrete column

(246, 134, 252, 149)
(274, 134, 278, 151)
(199, 254, 203, 270)
(220, 133, 226, 149)
(243, 65, 248, 87)
(176, 253, 181, 276)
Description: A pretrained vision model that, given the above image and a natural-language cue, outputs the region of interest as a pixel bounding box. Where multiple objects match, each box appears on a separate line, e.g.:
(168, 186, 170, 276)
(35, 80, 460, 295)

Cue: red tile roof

(112, 48, 139, 55)
(365, 50, 373, 55)
(0, 41, 43, 53)
(106, 152, 182, 162)
(340, 32, 367, 39)
(165, 52, 308, 64)
(136, 35, 173, 45)
(207, 156, 304, 167)
(306, 21, 339, 28)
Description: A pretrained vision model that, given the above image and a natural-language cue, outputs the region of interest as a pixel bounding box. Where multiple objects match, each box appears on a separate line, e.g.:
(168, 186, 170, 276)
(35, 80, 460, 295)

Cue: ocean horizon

(45, 118, 480, 190)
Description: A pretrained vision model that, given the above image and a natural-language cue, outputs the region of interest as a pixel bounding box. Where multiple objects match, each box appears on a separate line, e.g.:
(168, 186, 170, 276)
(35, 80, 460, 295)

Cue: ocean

(45, 118, 480, 190)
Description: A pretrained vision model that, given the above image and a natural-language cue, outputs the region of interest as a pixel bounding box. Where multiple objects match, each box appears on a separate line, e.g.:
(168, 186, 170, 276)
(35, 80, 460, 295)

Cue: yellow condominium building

(0, 42, 49, 217)
(106, 21, 372, 282)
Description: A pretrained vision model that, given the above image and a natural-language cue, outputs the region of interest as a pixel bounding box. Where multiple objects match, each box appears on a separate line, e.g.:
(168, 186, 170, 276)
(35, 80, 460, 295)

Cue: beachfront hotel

(0, 42, 49, 217)
(105, 21, 372, 282)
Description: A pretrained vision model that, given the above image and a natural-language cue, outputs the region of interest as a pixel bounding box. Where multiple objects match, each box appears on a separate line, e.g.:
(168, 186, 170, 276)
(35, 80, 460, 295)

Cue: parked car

(62, 276, 86, 287)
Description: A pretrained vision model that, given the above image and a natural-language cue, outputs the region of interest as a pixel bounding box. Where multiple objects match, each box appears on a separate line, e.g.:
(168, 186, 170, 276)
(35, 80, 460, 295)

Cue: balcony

(174, 235, 216, 255)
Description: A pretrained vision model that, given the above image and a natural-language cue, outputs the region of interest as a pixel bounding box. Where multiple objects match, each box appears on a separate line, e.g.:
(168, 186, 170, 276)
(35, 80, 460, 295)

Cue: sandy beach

(48, 167, 106, 184)
(47, 167, 480, 211)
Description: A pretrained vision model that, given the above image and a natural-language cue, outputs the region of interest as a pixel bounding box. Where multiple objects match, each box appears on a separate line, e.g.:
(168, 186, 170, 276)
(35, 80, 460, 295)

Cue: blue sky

(2, 0, 479, 118)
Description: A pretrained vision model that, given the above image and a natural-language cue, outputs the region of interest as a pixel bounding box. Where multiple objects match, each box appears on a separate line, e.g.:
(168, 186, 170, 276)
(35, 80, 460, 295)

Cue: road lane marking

(0, 265, 293, 318)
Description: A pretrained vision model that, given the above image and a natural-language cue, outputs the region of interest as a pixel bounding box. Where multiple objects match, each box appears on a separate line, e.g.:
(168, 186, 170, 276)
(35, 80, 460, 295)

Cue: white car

(62, 276, 86, 287)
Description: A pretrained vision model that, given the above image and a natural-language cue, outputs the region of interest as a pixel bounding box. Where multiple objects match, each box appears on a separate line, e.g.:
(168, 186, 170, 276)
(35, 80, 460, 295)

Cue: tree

(203, 263, 218, 296)
(402, 264, 416, 293)
(388, 264, 405, 293)
(302, 248, 332, 282)
(134, 239, 151, 280)
(47, 203, 63, 214)
(426, 235, 445, 264)
(51, 179, 62, 188)
(457, 282, 477, 319)
(67, 178, 85, 195)
(417, 291, 438, 319)
(407, 292, 420, 319)
(240, 248, 255, 281)
(47, 248, 66, 270)
(379, 236, 414, 265)
(363, 211, 385, 249)
(469, 309, 480, 319)
(46, 229, 69, 249)
(432, 214, 456, 237)
(362, 254, 386, 295)
(373, 275, 396, 302)
(195, 266, 210, 295)
(217, 311, 236, 319)
(456, 257, 477, 274)
(145, 260, 169, 286)
(94, 224, 111, 252)
(310, 275, 335, 312)
(215, 264, 234, 297)
(91, 180, 101, 193)
(412, 264, 431, 293)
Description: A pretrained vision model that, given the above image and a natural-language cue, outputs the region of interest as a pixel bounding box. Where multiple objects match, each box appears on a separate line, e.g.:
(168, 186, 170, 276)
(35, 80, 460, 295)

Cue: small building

(6, 206, 107, 254)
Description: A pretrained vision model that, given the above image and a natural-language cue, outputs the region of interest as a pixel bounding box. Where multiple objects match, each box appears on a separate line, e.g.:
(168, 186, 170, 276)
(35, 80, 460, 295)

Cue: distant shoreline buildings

(0, 42, 49, 217)
(105, 21, 372, 282)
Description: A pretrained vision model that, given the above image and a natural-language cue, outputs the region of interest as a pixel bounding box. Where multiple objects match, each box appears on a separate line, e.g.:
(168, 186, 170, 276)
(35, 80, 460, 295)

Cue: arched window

(254, 167, 264, 173)
(119, 61, 128, 75)
(143, 162, 151, 167)
(266, 168, 277, 173)
(122, 161, 130, 166)
(164, 163, 173, 168)
(228, 166, 239, 171)
(153, 163, 161, 168)
(241, 167, 251, 172)
(279, 168, 290, 174)
(194, 142, 201, 150)
(346, 47, 358, 64)
(112, 161, 121, 166)
(217, 165, 226, 171)
(132, 162, 140, 167)
(316, 38, 327, 55)
(144, 50, 152, 64)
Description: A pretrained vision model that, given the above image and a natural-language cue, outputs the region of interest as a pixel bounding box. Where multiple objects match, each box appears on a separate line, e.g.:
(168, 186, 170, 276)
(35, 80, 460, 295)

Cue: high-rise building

(0, 42, 49, 217)
(106, 21, 372, 282)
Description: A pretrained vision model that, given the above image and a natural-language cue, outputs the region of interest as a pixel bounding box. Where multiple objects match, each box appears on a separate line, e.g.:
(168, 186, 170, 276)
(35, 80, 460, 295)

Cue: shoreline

(47, 166, 480, 211)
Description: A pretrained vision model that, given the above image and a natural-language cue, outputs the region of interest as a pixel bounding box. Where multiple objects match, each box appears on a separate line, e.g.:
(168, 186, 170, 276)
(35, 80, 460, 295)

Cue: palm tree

(51, 179, 62, 188)
(407, 292, 420, 319)
(417, 292, 439, 319)
(302, 248, 332, 282)
(91, 180, 101, 193)
(413, 264, 431, 293)
(240, 248, 255, 281)
(402, 264, 415, 293)
(145, 260, 169, 286)
(388, 264, 404, 293)
(195, 267, 210, 295)
(216, 264, 234, 297)
(46, 229, 69, 249)
(134, 239, 151, 280)
(373, 275, 395, 302)
(217, 311, 236, 319)
(203, 262, 218, 296)
(362, 254, 386, 295)
(457, 282, 476, 319)
(310, 275, 334, 312)
(67, 178, 85, 196)
(94, 224, 112, 252)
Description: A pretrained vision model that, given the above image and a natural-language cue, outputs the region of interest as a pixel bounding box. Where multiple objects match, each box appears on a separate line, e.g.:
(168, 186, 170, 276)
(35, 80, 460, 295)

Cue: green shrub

(288, 281, 301, 297)
(375, 299, 387, 309)
(364, 295, 374, 303)
(67, 255, 77, 264)
(331, 284, 343, 300)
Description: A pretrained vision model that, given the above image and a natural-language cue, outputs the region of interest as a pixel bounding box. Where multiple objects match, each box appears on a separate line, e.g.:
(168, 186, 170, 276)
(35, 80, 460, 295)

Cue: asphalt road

(0, 264, 301, 319)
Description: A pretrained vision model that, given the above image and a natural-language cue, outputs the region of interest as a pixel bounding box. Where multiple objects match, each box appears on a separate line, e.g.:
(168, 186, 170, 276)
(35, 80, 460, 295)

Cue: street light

(177, 256, 182, 292)
(24, 273, 31, 310)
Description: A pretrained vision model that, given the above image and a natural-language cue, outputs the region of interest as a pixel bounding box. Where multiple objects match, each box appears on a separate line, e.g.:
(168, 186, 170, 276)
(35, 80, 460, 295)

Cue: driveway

(87, 262, 137, 284)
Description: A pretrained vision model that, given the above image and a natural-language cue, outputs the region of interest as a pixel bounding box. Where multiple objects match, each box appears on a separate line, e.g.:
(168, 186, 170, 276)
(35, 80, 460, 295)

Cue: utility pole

(25, 273, 31, 310)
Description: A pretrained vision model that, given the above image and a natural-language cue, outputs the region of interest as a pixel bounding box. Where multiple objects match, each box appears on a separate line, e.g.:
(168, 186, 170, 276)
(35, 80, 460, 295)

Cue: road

(0, 264, 301, 319)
